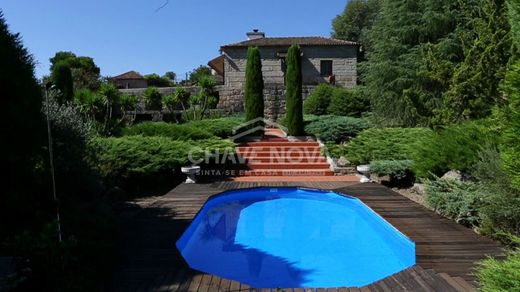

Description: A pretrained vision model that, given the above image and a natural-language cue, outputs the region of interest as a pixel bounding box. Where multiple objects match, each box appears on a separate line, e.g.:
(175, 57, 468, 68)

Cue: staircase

(235, 129, 334, 177)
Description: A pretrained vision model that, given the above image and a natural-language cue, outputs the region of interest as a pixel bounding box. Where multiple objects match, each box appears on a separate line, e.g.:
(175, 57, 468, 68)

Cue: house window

(320, 60, 333, 76)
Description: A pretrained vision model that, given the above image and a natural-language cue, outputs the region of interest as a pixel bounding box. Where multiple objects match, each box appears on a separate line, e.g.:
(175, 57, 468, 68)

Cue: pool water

(176, 187, 415, 288)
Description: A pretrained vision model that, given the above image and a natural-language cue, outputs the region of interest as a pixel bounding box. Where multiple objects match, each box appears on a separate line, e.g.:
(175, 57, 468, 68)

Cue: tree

(188, 65, 212, 84)
(244, 47, 264, 123)
(144, 73, 174, 87)
(332, 0, 381, 45)
(164, 71, 176, 83)
(1, 11, 46, 239)
(49, 51, 101, 90)
(52, 60, 74, 103)
(285, 45, 304, 136)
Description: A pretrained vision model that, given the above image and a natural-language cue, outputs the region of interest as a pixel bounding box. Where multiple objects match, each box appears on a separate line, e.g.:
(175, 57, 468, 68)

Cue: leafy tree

(1, 10, 46, 239)
(144, 73, 174, 87)
(244, 47, 264, 122)
(188, 65, 212, 84)
(49, 51, 101, 90)
(164, 71, 176, 83)
(143, 86, 162, 110)
(285, 45, 304, 136)
(332, 0, 381, 51)
(51, 60, 74, 103)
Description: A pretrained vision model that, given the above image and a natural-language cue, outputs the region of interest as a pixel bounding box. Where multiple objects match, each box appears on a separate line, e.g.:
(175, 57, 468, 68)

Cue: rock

(441, 170, 462, 181)
(359, 175, 371, 183)
(411, 183, 426, 196)
(357, 165, 370, 174)
(337, 156, 351, 167)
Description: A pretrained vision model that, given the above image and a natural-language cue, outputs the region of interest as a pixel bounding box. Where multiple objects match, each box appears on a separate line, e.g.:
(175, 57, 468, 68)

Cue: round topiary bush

(304, 83, 334, 115)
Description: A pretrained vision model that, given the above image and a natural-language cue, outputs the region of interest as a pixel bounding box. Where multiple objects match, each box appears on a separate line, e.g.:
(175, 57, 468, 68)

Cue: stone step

(240, 169, 335, 177)
(236, 146, 321, 152)
(240, 141, 319, 147)
(237, 151, 322, 157)
(243, 157, 328, 163)
(247, 162, 331, 170)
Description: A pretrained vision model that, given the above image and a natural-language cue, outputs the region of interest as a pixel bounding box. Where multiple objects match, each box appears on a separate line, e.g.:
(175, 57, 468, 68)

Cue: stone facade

(216, 43, 357, 122)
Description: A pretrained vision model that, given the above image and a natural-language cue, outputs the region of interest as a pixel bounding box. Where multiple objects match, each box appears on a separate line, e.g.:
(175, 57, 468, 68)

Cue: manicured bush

(244, 47, 264, 122)
(187, 117, 244, 138)
(412, 121, 493, 178)
(285, 45, 304, 136)
(342, 128, 432, 164)
(90, 136, 234, 193)
(327, 87, 369, 117)
(304, 83, 334, 115)
(476, 247, 520, 291)
(305, 115, 368, 143)
(122, 122, 214, 140)
(369, 160, 414, 182)
(143, 86, 162, 109)
(425, 178, 483, 228)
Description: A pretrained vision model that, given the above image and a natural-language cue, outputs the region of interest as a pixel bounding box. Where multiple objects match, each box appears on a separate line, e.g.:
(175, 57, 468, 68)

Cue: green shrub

(343, 128, 431, 164)
(285, 45, 304, 136)
(143, 86, 162, 109)
(412, 121, 493, 178)
(369, 160, 413, 181)
(304, 83, 334, 115)
(120, 94, 138, 111)
(90, 136, 234, 193)
(476, 248, 520, 291)
(186, 117, 244, 138)
(425, 178, 483, 228)
(122, 122, 214, 140)
(327, 87, 369, 117)
(52, 60, 74, 103)
(305, 115, 368, 143)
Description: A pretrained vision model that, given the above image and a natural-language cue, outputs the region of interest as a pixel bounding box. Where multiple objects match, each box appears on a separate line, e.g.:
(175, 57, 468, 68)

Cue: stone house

(110, 71, 148, 89)
(209, 30, 358, 121)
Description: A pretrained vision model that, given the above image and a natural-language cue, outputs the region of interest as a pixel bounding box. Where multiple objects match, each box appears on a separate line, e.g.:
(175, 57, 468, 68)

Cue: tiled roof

(221, 37, 357, 49)
(111, 70, 145, 80)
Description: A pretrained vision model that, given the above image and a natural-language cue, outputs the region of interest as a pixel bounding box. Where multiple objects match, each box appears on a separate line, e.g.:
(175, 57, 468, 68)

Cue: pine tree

(285, 45, 304, 136)
(244, 47, 264, 122)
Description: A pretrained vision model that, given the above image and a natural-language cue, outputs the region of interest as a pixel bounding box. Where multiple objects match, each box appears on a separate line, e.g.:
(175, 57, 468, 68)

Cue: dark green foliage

(412, 121, 493, 178)
(186, 117, 244, 138)
(343, 127, 432, 164)
(144, 73, 174, 87)
(285, 45, 304, 136)
(52, 61, 74, 103)
(244, 47, 265, 122)
(183, 76, 218, 121)
(91, 136, 234, 193)
(122, 122, 214, 140)
(49, 51, 100, 90)
(143, 86, 162, 109)
(332, 0, 381, 47)
(327, 87, 369, 117)
(1, 11, 46, 240)
(369, 160, 413, 181)
(362, 0, 511, 126)
(501, 60, 520, 191)
(425, 178, 483, 228)
(303, 83, 334, 115)
(509, 0, 520, 48)
(187, 65, 212, 84)
(120, 93, 138, 110)
(304, 115, 369, 143)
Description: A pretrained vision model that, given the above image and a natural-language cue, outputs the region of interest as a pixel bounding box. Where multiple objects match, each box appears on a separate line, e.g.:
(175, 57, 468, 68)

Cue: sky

(1, 0, 347, 81)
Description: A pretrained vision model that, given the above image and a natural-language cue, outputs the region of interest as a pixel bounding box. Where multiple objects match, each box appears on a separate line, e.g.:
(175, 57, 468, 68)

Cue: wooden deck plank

(110, 182, 502, 291)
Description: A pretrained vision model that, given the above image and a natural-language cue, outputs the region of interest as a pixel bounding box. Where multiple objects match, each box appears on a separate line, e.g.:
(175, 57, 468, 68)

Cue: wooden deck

(111, 182, 504, 291)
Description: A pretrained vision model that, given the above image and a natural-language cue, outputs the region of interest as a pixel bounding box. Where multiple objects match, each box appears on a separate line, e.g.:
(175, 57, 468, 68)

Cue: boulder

(441, 170, 462, 181)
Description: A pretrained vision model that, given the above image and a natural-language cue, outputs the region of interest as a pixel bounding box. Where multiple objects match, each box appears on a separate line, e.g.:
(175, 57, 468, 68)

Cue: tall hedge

(285, 45, 304, 136)
(52, 60, 74, 103)
(1, 11, 46, 239)
(244, 47, 264, 122)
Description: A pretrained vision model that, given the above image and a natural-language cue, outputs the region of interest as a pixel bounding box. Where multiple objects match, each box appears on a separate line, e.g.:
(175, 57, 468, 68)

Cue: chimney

(246, 29, 265, 40)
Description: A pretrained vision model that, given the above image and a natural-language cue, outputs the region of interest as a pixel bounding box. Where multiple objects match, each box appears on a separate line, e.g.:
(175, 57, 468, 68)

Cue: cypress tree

(245, 47, 264, 121)
(52, 60, 74, 103)
(285, 45, 304, 136)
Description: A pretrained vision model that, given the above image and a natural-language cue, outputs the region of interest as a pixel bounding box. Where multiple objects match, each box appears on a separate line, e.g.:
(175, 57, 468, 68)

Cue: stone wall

(217, 84, 314, 122)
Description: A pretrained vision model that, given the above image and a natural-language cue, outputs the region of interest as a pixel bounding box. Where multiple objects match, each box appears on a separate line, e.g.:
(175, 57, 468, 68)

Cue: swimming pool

(176, 187, 415, 288)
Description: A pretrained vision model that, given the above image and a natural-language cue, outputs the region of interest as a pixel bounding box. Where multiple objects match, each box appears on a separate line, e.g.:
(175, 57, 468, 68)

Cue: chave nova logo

(187, 117, 327, 170)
